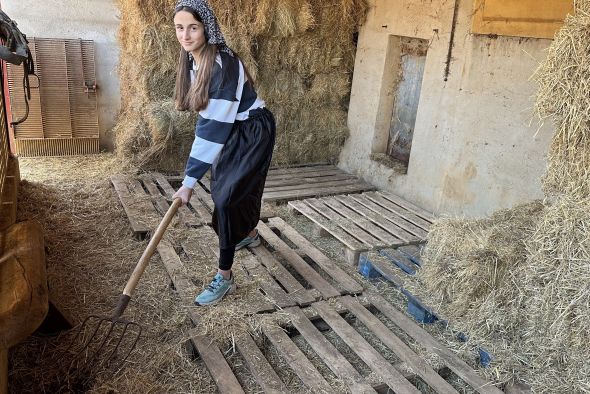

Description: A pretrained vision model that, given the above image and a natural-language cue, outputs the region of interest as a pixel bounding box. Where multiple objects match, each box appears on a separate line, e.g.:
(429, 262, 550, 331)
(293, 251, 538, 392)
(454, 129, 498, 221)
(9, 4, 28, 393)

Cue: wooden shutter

(472, 0, 574, 39)
(0, 65, 8, 205)
(7, 38, 99, 156)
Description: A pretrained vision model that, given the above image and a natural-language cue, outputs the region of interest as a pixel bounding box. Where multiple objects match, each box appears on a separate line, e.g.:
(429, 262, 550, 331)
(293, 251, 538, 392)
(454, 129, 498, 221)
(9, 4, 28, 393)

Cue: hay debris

(9, 155, 216, 393)
(533, 1, 590, 198)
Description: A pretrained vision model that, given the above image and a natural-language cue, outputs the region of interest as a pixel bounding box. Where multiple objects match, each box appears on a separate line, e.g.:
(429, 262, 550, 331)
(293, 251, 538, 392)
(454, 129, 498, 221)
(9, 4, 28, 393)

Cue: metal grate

(7, 37, 99, 155)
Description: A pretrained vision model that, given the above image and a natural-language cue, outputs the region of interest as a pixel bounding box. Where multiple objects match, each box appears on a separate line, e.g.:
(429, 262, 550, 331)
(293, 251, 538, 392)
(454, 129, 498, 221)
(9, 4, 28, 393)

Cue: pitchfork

(68, 198, 182, 369)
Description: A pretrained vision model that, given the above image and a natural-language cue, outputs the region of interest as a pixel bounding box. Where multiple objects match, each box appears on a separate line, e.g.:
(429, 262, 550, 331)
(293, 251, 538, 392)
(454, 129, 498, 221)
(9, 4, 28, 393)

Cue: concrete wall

(340, 0, 556, 217)
(2, 0, 120, 151)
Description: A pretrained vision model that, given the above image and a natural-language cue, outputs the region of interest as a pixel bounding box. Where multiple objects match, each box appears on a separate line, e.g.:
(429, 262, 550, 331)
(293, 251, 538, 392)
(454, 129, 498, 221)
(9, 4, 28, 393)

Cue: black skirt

(210, 107, 276, 249)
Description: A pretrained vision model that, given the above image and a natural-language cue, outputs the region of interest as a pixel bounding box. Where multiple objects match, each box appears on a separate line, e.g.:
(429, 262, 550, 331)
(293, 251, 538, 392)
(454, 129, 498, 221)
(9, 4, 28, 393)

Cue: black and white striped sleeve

(182, 55, 245, 189)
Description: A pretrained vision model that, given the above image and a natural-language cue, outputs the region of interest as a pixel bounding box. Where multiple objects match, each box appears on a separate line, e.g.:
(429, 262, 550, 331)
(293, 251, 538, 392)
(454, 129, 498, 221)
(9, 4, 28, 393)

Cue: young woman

(171, 0, 276, 306)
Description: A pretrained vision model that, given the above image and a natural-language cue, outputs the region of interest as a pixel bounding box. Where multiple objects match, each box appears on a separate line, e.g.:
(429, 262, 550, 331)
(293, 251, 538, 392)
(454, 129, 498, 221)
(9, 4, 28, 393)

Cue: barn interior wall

(340, 0, 556, 217)
(2, 0, 120, 151)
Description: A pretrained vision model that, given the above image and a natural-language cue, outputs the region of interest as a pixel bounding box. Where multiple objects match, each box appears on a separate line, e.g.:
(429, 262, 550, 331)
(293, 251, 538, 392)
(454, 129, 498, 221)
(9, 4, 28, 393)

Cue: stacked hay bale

(411, 2, 590, 392)
(114, 0, 368, 171)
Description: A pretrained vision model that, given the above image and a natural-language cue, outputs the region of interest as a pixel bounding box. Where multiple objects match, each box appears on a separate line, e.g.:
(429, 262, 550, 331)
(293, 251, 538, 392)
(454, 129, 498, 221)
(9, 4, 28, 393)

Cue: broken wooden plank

(262, 324, 333, 393)
(311, 301, 421, 394)
(285, 307, 377, 393)
(369, 293, 503, 394)
(268, 217, 364, 295)
(340, 296, 459, 394)
(257, 221, 341, 299)
(235, 333, 288, 393)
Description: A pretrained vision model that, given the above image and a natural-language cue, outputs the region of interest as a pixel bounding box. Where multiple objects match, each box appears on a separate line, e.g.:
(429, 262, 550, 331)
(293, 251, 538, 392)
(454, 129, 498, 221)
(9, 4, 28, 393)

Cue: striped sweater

(182, 51, 265, 189)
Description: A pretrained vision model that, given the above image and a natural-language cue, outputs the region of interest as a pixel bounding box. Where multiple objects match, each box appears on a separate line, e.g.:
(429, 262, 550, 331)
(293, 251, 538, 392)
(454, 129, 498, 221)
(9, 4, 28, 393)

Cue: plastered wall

(340, 0, 556, 217)
(3, 0, 120, 151)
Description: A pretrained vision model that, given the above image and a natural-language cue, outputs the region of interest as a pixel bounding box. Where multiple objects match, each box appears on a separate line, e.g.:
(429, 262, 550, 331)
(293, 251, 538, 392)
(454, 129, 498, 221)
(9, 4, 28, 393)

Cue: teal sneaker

(194, 273, 236, 306)
(235, 230, 261, 251)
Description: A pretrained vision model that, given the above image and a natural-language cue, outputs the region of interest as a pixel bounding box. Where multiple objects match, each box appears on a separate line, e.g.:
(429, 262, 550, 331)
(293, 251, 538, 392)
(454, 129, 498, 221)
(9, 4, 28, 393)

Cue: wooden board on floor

(257, 217, 363, 300)
(289, 191, 435, 265)
(111, 173, 212, 239)
(195, 295, 503, 394)
(263, 165, 375, 203)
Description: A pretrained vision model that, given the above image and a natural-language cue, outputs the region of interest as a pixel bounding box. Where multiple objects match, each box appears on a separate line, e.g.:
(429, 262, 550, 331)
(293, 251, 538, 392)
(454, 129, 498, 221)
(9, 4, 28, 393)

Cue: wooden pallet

(166, 165, 376, 204)
(289, 191, 435, 264)
(111, 173, 212, 238)
(191, 294, 504, 394)
(162, 219, 364, 311)
(263, 164, 376, 202)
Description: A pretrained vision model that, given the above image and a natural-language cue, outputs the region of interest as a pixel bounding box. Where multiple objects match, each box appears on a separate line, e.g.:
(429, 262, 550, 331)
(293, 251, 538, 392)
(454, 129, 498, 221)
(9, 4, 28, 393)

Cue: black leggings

(218, 246, 236, 271)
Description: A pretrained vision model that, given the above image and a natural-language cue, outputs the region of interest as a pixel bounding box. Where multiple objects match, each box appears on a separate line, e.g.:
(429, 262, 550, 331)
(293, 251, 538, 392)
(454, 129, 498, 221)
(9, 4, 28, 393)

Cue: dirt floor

(8, 154, 488, 393)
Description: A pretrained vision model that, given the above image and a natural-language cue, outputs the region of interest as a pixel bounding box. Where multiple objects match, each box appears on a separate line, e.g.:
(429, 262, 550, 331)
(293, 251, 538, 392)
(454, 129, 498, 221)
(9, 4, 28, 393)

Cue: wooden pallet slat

(262, 324, 334, 393)
(140, 175, 174, 217)
(267, 217, 364, 295)
(337, 194, 421, 244)
(263, 182, 375, 203)
(235, 334, 289, 393)
(377, 191, 436, 223)
(323, 196, 404, 246)
(284, 306, 377, 393)
(257, 221, 342, 299)
(369, 293, 504, 394)
(251, 245, 318, 306)
(311, 301, 421, 394)
(265, 178, 367, 194)
(151, 173, 203, 227)
(362, 192, 430, 238)
(288, 200, 367, 252)
(266, 164, 338, 177)
(110, 175, 158, 236)
(191, 334, 246, 394)
(306, 198, 386, 248)
(265, 172, 355, 187)
(241, 251, 298, 309)
(340, 296, 460, 394)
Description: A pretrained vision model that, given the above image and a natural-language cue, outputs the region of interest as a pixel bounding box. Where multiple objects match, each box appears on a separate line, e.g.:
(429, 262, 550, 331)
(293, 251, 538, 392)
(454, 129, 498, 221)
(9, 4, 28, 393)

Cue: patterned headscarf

(175, 0, 234, 56)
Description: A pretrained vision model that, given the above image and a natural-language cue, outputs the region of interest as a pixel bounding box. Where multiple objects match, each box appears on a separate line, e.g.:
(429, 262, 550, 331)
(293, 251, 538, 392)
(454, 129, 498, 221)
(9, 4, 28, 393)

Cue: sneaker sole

(195, 283, 237, 306)
(235, 238, 261, 251)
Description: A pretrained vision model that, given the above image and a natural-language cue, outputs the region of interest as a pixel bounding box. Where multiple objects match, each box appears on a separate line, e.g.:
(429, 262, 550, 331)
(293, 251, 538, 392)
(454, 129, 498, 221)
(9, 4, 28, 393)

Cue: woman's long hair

(173, 6, 254, 112)
(173, 6, 216, 112)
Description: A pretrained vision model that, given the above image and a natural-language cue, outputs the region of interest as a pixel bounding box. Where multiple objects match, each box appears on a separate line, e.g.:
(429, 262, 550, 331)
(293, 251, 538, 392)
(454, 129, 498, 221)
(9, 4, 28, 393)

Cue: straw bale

(533, 2, 590, 197)
(114, 100, 194, 171)
(115, 0, 369, 170)
(415, 196, 590, 392)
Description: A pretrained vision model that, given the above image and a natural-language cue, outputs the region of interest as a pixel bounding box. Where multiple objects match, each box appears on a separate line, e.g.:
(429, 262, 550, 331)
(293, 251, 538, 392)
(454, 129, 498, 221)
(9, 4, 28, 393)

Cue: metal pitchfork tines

(67, 198, 182, 370)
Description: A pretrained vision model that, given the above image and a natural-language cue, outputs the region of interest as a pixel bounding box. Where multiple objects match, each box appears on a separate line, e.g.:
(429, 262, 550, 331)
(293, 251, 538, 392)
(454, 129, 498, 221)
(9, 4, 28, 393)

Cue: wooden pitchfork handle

(113, 198, 183, 319)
